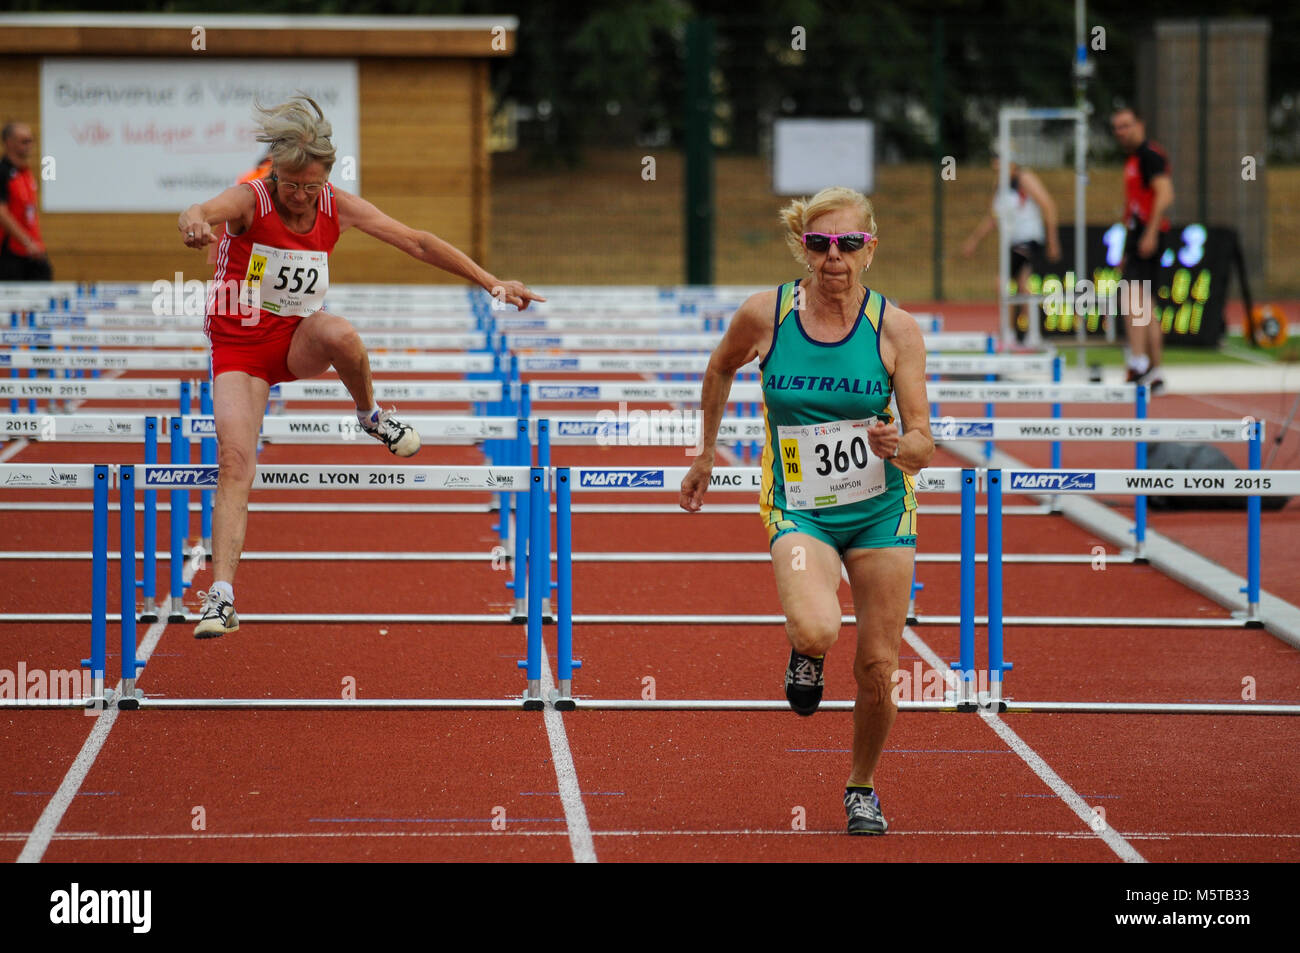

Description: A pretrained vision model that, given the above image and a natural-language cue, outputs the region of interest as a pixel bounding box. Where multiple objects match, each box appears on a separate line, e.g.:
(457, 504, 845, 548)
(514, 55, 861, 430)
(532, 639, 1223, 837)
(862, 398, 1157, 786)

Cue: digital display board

(1013, 223, 1234, 346)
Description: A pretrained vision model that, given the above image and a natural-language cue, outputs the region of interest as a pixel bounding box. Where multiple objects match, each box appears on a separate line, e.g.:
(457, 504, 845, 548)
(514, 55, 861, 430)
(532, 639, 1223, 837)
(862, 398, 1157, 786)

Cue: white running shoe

(362, 407, 421, 457)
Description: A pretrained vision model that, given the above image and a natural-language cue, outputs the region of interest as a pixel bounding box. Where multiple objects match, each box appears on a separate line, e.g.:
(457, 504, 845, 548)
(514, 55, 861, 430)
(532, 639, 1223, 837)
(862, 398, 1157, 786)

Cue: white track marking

(539, 649, 597, 864)
(979, 711, 1146, 862)
(893, 603, 1149, 861)
(3, 827, 1291, 842)
(16, 567, 190, 863)
(0, 438, 28, 463)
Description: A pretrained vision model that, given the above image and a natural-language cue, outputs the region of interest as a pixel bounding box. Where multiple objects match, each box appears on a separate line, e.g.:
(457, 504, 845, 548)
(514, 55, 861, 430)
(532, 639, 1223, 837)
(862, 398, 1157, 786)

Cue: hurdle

(0, 463, 111, 709)
(107, 463, 547, 710)
(546, 465, 971, 711)
(981, 463, 1300, 716)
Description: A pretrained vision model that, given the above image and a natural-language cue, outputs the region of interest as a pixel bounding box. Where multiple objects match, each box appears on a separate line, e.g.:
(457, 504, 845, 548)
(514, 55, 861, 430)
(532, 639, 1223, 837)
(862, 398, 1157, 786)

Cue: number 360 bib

(244, 243, 329, 317)
(776, 418, 887, 510)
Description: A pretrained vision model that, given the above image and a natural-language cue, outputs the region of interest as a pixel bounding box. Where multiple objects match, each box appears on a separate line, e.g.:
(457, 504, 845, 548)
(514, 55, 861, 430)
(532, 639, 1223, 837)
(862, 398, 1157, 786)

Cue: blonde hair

(254, 95, 336, 174)
(779, 186, 877, 264)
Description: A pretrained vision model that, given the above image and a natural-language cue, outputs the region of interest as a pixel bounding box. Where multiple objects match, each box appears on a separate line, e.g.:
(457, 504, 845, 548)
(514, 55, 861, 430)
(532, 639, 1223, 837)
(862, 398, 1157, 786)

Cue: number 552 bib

(244, 243, 329, 317)
(776, 418, 887, 510)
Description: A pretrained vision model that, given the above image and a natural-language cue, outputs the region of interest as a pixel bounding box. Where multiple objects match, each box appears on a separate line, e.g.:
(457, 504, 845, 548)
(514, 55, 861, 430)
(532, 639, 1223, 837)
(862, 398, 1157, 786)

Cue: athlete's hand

(488, 280, 547, 312)
(181, 220, 215, 249)
(1137, 231, 1158, 259)
(867, 419, 901, 461)
(680, 455, 714, 512)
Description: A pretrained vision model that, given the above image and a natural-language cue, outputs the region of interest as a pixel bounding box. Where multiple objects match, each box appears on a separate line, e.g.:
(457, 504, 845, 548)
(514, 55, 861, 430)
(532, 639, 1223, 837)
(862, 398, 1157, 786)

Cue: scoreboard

(1017, 223, 1235, 346)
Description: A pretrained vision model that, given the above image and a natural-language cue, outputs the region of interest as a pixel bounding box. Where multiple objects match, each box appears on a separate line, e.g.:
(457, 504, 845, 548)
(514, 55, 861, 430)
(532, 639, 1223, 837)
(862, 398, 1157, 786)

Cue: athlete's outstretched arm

(178, 185, 257, 249)
(680, 292, 772, 512)
(335, 190, 544, 311)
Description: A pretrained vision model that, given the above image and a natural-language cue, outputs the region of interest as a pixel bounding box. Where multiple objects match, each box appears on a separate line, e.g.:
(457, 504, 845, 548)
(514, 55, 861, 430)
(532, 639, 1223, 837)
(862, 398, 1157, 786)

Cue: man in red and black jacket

(1112, 107, 1174, 394)
(0, 121, 52, 281)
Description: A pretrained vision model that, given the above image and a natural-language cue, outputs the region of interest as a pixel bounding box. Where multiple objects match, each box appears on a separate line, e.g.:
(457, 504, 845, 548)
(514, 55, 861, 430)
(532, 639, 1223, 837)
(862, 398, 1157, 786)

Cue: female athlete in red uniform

(177, 96, 543, 638)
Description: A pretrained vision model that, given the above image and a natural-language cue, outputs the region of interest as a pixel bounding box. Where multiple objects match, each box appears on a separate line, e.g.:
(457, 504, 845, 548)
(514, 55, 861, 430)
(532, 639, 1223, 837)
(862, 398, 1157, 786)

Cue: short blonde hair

(779, 186, 877, 264)
(255, 95, 336, 174)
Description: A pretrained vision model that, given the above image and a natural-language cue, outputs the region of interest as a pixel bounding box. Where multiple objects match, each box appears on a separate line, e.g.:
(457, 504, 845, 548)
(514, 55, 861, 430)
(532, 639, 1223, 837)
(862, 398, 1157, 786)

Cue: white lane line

(4, 827, 1289, 842)
(16, 704, 119, 863)
(900, 627, 1146, 863)
(498, 445, 595, 863)
(0, 438, 28, 463)
(979, 711, 1145, 862)
(539, 648, 597, 864)
(16, 565, 189, 863)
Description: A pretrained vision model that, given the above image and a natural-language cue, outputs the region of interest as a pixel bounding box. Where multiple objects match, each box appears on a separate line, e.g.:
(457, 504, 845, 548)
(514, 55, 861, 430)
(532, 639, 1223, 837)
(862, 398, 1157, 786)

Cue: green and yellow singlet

(758, 279, 917, 551)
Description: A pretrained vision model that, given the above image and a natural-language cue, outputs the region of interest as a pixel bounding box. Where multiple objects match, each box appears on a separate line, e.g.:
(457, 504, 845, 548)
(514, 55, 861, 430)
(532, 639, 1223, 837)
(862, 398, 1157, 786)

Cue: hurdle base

(550, 680, 575, 711)
(1234, 607, 1264, 629)
(978, 688, 1008, 714)
(167, 596, 188, 623)
(522, 679, 544, 711)
(511, 596, 527, 624)
(117, 683, 142, 710)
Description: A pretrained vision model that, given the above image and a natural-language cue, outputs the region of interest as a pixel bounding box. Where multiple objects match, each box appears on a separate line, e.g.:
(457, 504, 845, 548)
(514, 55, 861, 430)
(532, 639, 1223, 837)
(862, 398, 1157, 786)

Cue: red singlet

(206, 178, 340, 384)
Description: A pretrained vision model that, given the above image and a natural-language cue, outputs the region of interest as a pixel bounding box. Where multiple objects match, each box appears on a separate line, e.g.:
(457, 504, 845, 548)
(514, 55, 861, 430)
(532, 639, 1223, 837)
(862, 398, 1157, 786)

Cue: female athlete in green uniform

(680, 186, 934, 834)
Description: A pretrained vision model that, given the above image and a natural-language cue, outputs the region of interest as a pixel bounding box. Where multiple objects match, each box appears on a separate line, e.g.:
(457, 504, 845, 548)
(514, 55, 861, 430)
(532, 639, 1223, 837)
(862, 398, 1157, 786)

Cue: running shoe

(784, 649, 824, 716)
(194, 589, 239, 639)
(1142, 368, 1166, 396)
(1124, 366, 1144, 384)
(362, 407, 421, 457)
(844, 787, 888, 835)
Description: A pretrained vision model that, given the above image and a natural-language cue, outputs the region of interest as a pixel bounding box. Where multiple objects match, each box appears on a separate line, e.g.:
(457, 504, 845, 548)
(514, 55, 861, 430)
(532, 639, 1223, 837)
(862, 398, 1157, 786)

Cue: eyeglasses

(272, 177, 326, 197)
(802, 231, 872, 253)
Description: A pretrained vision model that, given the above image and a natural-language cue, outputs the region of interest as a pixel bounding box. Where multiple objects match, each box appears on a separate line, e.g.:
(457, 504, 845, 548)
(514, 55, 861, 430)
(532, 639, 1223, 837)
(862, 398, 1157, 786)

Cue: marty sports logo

(142, 466, 220, 487)
(1009, 471, 1097, 491)
(578, 469, 665, 488)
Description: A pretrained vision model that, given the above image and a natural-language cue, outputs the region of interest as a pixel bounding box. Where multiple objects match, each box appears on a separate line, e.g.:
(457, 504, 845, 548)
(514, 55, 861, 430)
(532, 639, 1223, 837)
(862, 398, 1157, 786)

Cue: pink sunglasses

(802, 231, 872, 252)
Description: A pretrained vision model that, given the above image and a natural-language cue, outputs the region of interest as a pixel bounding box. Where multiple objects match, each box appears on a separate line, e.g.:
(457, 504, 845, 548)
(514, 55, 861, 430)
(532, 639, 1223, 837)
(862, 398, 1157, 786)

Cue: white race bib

(244, 243, 329, 317)
(776, 418, 887, 510)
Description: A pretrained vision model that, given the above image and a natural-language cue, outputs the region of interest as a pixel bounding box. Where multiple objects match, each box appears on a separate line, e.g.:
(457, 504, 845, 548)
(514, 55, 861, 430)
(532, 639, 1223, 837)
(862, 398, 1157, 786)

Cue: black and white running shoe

(784, 649, 825, 716)
(844, 788, 888, 835)
(362, 407, 421, 457)
(194, 589, 239, 639)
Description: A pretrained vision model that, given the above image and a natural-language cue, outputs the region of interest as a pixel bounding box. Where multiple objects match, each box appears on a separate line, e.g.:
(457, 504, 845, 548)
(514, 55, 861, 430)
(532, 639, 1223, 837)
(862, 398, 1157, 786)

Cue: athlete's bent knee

(327, 324, 363, 360)
(786, 615, 839, 657)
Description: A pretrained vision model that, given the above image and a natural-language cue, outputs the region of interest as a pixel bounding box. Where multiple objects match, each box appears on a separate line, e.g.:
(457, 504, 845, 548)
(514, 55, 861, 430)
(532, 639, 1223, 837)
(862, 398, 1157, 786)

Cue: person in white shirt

(962, 154, 1061, 340)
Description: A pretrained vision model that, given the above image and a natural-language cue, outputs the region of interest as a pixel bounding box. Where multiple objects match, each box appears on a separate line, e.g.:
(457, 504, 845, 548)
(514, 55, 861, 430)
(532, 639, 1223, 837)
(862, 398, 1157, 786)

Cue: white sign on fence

(772, 119, 875, 196)
(40, 58, 360, 212)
